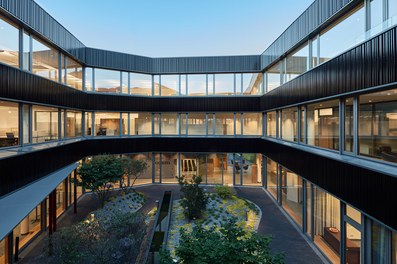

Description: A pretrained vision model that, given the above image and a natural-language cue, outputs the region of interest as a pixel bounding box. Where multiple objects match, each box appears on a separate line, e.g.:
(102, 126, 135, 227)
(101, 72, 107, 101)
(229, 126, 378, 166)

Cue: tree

(75, 155, 127, 207)
(178, 175, 208, 220)
(128, 159, 149, 188)
(160, 219, 284, 264)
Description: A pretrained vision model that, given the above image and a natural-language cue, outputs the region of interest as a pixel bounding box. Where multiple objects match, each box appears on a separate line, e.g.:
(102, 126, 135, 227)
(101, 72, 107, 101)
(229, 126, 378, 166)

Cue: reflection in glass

(23, 105, 30, 144)
(371, 221, 388, 264)
(282, 108, 297, 141)
(307, 100, 340, 150)
(319, 4, 364, 64)
(32, 105, 58, 143)
(207, 153, 223, 184)
(121, 72, 128, 94)
(267, 62, 281, 92)
(242, 73, 263, 95)
(131, 113, 152, 135)
(65, 57, 83, 90)
(129, 153, 153, 185)
(95, 69, 120, 93)
(23, 31, 31, 71)
(359, 89, 397, 163)
(188, 75, 206, 96)
(32, 37, 59, 82)
(13, 204, 42, 250)
(184, 113, 206, 135)
(130, 73, 152, 96)
(0, 17, 19, 68)
(215, 74, 234, 96)
(281, 169, 302, 226)
(285, 44, 308, 82)
(161, 75, 179, 96)
(266, 158, 278, 199)
(0, 101, 19, 147)
(85, 68, 93, 91)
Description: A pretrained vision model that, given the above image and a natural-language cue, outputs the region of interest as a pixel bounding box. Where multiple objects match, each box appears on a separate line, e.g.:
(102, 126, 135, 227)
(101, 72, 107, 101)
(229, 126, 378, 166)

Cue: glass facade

(95, 69, 120, 93)
(32, 106, 59, 143)
(32, 37, 59, 83)
(94, 112, 121, 136)
(281, 107, 297, 141)
(130, 73, 152, 96)
(285, 43, 308, 82)
(307, 100, 339, 151)
(66, 110, 82, 138)
(0, 101, 19, 147)
(0, 17, 19, 68)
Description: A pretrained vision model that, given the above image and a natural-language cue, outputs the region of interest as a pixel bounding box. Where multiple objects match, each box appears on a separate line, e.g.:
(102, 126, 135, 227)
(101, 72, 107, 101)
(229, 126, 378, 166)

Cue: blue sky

(34, 0, 314, 57)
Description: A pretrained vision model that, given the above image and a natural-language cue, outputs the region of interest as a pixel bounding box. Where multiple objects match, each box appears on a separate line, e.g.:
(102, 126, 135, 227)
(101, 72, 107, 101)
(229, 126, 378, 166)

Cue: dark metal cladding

(0, 137, 396, 232)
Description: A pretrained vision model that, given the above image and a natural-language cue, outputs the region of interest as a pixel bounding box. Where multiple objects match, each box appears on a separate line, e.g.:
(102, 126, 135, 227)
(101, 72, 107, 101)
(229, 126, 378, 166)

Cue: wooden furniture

(323, 227, 360, 264)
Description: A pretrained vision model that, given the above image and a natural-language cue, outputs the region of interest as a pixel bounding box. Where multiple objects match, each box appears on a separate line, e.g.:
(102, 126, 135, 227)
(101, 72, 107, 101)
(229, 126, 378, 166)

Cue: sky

(34, 0, 314, 58)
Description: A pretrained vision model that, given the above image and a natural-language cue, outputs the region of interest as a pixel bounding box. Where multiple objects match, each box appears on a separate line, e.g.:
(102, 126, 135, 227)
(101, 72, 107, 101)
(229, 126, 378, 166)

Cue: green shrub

(214, 185, 235, 199)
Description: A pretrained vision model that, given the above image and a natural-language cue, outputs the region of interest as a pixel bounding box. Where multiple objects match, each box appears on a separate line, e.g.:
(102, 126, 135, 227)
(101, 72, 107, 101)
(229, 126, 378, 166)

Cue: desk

(324, 227, 360, 264)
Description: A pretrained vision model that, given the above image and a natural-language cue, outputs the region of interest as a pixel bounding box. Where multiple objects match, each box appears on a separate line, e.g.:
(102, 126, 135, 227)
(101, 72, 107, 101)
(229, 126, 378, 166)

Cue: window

(344, 98, 354, 152)
(241, 153, 262, 186)
(319, 4, 365, 64)
(130, 113, 152, 135)
(32, 105, 59, 143)
(188, 75, 206, 96)
(243, 113, 262, 135)
(215, 113, 234, 136)
(0, 16, 19, 68)
(32, 37, 59, 82)
(161, 113, 180, 135)
(66, 110, 82, 138)
(282, 107, 298, 142)
(359, 89, 397, 163)
(215, 74, 234, 96)
(95, 69, 120, 93)
(285, 43, 309, 82)
(267, 111, 277, 137)
(161, 75, 179, 96)
(62, 56, 83, 90)
(130, 73, 152, 96)
(266, 158, 278, 199)
(0, 101, 19, 147)
(242, 73, 263, 95)
(267, 62, 281, 92)
(184, 113, 207, 136)
(94, 112, 121, 136)
(280, 168, 303, 226)
(307, 100, 340, 151)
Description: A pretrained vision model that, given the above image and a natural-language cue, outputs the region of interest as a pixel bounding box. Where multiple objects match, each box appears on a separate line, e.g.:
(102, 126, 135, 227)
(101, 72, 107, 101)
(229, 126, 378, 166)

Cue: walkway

(20, 185, 324, 264)
(235, 187, 325, 264)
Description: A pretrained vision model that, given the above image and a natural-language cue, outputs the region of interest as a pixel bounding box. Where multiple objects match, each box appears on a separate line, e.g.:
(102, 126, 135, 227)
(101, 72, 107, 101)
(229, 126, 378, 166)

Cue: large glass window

(243, 113, 262, 135)
(188, 75, 206, 96)
(183, 113, 206, 136)
(206, 153, 223, 184)
(359, 89, 397, 163)
(267, 111, 277, 137)
(32, 37, 59, 82)
(307, 100, 340, 151)
(266, 158, 278, 199)
(241, 153, 262, 186)
(85, 68, 93, 91)
(369, 0, 384, 35)
(281, 107, 298, 142)
(180, 153, 206, 183)
(267, 62, 281, 92)
(285, 43, 309, 82)
(161, 152, 178, 183)
(215, 74, 234, 96)
(94, 112, 121, 136)
(32, 105, 59, 143)
(313, 187, 341, 263)
(129, 153, 153, 185)
(121, 72, 128, 94)
(23, 32, 31, 71)
(345, 222, 361, 264)
(319, 4, 365, 64)
(85, 112, 93, 136)
(0, 101, 19, 147)
(161, 113, 180, 135)
(0, 17, 19, 68)
(65, 57, 83, 90)
(130, 113, 152, 135)
(13, 203, 42, 250)
(242, 73, 263, 95)
(161, 75, 179, 96)
(66, 110, 82, 138)
(130, 73, 152, 96)
(371, 221, 388, 264)
(215, 113, 234, 136)
(280, 169, 303, 226)
(95, 69, 120, 93)
(345, 98, 354, 152)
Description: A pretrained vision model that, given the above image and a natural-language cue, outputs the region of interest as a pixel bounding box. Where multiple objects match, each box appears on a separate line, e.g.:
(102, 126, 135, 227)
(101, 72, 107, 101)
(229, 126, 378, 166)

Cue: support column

(6, 232, 13, 264)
